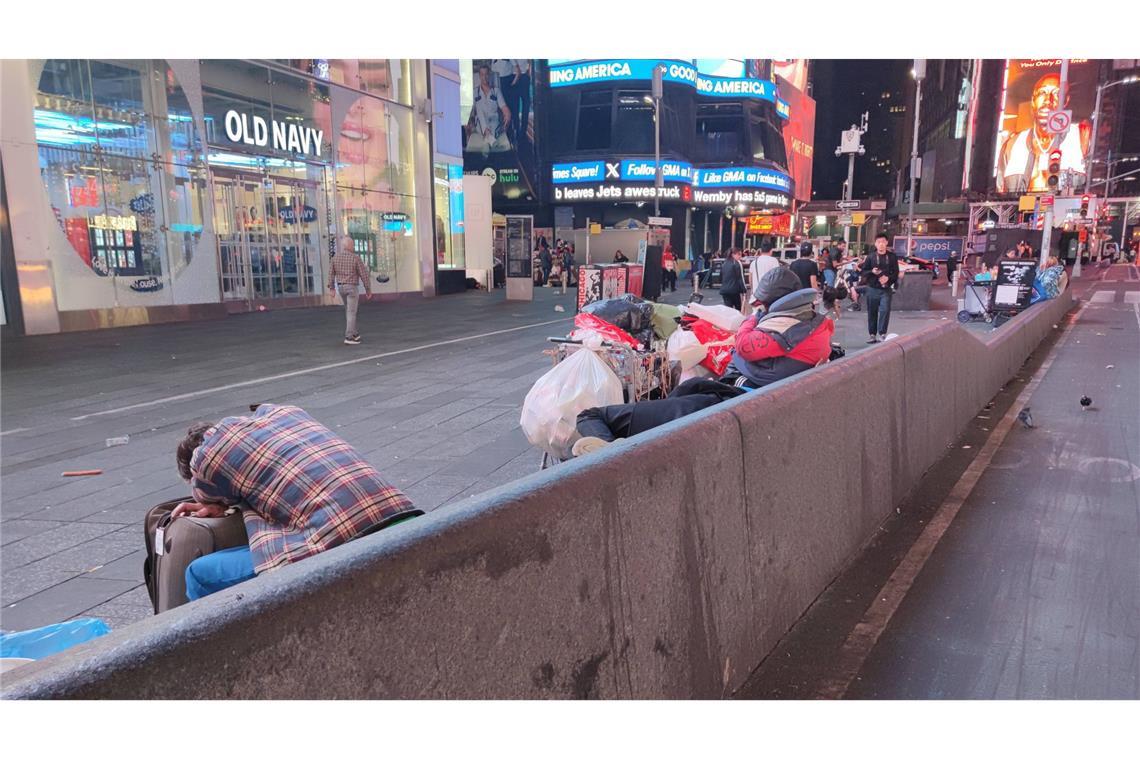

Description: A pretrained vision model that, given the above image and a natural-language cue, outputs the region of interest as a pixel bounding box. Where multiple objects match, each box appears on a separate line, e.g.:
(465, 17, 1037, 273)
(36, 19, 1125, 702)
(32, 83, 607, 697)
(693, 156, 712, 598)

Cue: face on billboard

(994, 59, 1096, 194)
(463, 59, 537, 201)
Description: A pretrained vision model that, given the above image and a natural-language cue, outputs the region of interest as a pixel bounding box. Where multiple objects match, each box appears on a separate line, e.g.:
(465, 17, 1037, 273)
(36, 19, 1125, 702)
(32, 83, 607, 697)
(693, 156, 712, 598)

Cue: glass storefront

(433, 162, 465, 269)
(16, 58, 433, 326)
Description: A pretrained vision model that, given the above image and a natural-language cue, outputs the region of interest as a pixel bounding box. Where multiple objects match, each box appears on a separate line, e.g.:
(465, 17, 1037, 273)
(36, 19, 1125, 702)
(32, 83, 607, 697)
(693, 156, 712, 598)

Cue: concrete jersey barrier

(1, 292, 1075, 699)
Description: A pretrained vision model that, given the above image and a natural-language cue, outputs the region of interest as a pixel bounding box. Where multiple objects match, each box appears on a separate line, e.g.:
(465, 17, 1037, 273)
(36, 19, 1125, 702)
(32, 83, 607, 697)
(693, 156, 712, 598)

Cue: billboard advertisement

(463, 59, 537, 203)
(994, 59, 1097, 193)
(777, 74, 815, 203)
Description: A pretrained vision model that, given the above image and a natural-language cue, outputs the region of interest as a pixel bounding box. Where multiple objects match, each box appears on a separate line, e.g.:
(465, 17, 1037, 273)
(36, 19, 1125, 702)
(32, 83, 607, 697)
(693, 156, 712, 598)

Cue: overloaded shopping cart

(521, 294, 746, 470)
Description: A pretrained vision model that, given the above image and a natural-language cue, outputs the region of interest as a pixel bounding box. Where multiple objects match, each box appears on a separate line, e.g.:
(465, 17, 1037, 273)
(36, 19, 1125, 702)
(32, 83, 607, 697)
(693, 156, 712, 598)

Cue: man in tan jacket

(327, 234, 372, 345)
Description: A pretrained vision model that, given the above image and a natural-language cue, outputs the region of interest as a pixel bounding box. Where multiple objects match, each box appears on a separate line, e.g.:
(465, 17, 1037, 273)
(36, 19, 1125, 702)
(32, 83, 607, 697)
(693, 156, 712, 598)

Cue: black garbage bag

(581, 294, 654, 335)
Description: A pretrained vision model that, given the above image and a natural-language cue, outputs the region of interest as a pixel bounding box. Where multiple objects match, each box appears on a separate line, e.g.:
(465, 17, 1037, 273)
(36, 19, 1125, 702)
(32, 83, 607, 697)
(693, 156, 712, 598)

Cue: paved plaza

(2, 279, 967, 632)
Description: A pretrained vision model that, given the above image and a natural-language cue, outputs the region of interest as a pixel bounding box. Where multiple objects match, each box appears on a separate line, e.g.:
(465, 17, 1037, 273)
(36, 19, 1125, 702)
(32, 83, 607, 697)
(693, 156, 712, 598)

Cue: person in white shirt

(466, 64, 512, 157)
(748, 241, 781, 306)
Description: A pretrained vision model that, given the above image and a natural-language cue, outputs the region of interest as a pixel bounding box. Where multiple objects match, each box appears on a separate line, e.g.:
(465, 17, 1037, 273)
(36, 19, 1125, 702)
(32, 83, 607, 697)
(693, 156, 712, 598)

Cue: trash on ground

(962, 445, 972, 449)
(62, 469, 103, 477)
(0, 618, 110, 660)
(554, 305, 565, 312)
(1105, 364, 1114, 369)
(105, 435, 130, 447)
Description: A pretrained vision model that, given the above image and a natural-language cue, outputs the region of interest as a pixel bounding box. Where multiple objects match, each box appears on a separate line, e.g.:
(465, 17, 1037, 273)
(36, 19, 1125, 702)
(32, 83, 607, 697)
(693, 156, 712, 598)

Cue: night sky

(812, 59, 911, 202)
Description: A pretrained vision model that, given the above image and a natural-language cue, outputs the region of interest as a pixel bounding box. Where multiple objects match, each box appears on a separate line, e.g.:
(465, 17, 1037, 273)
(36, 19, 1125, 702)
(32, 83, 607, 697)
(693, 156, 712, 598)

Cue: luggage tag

(154, 526, 165, 556)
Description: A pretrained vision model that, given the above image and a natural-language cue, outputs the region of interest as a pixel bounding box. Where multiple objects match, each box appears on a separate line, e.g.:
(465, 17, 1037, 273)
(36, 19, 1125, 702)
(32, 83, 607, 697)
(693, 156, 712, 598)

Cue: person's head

(1005, 247, 1018, 258)
(874, 232, 889, 254)
(615, 249, 622, 256)
(1031, 74, 1064, 136)
(754, 267, 804, 309)
(1046, 256, 1059, 268)
(339, 234, 355, 253)
(478, 64, 491, 87)
(836, 240, 847, 251)
(730, 248, 743, 260)
(760, 239, 774, 254)
(176, 421, 214, 482)
(799, 242, 813, 258)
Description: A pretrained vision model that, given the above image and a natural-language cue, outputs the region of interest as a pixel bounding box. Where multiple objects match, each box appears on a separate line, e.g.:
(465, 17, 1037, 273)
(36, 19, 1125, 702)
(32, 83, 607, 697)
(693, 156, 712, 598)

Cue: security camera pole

(652, 64, 665, 216)
(906, 60, 926, 263)
(835, 111, 869, 243)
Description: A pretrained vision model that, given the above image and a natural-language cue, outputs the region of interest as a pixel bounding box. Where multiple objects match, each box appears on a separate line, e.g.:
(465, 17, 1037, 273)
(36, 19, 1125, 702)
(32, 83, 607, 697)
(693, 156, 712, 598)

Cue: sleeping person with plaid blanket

(172, 404, 423, 600)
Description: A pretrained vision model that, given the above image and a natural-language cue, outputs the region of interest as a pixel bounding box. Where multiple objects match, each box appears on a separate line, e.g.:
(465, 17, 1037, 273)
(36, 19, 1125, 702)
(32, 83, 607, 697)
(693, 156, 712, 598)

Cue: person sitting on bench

(172, 404, 422, 600)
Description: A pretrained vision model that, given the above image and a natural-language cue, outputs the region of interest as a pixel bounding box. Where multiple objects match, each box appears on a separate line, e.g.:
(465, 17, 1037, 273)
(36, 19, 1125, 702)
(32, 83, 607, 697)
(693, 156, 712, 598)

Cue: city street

(1, 281, 962, 632)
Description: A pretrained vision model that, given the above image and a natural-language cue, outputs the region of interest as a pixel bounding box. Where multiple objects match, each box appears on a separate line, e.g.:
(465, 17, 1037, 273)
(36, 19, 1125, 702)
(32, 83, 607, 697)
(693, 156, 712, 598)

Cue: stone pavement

(1, 278, 963, 633)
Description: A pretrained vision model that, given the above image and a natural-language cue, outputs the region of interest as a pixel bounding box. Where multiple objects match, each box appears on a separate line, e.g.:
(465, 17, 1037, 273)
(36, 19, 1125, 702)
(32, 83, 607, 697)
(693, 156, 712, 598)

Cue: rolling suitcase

(142, 498, 249, 614)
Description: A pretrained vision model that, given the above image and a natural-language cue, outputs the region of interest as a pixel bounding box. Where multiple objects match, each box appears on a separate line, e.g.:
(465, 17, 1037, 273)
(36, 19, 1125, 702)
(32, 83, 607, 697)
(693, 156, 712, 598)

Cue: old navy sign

(548, 59, 790, 119)
(223, 110, 324, 158)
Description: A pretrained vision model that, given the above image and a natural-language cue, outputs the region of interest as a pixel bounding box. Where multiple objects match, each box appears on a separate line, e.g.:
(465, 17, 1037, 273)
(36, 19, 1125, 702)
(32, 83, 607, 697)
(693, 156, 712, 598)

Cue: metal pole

(717, 213, 724, 253)
(844, 153, 855, 243)
(653, 98, 661, 216)
(1088, 82, 1104, 190)
(585, 216, 591, 265)
(906, 62, 925, 262)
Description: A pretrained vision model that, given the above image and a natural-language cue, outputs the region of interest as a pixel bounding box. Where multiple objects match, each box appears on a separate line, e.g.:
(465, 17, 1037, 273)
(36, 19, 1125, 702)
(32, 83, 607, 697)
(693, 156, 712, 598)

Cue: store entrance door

(212, 169, 327, 303)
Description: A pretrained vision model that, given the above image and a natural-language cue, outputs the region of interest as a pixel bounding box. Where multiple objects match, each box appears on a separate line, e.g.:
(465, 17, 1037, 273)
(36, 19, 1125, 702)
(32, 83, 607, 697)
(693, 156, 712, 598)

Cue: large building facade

(1, 59, 465, 335)
(459, 59, 807, 258)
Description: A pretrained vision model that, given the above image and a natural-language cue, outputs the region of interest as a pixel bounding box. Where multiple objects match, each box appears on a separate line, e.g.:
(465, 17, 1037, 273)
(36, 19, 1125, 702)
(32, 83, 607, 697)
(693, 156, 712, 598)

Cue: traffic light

(1047, 149, 1062, 190)
(1080, 194, 1090, 217)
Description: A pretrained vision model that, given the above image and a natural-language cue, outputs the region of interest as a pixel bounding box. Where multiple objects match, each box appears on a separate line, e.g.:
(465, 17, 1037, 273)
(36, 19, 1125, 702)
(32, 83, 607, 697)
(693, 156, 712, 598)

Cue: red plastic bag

(572, 313, 640, 348)
(685, 318, 735, 376)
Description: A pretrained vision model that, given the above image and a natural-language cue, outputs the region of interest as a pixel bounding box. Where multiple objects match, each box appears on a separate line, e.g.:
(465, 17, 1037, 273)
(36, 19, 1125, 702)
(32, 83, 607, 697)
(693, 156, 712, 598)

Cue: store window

(340, 190, 419, 294)
(613, 90, 654, 153)
(696, 103, 745, 162)
(434, 163, 465, 270)
(33, 60, 207, 310)
(576, 90, 612, 151)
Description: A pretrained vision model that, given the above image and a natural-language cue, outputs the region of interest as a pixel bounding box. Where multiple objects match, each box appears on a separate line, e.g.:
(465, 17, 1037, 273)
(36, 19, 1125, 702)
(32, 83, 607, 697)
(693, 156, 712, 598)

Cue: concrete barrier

(1, 292, 1076, 699)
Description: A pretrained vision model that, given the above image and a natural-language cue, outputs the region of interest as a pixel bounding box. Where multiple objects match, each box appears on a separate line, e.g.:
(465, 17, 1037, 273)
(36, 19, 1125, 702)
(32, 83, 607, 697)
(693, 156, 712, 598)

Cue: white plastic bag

(666, 329, 708, 370)
(678, 364, 715, 384)
(681, 302, 746, 333)
(520, 347, 624, 459)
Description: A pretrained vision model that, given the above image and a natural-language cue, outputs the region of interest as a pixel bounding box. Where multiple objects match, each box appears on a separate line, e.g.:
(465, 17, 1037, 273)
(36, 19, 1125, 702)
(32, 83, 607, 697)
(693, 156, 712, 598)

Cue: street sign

(836, 200, 861, 210)
(1040, 195, 1054, 207)
(1046, 109, 1072, 135)
(838, 214, 853, 225)
(852, 212, 867, 226)
(1019, 195, 1038, 212)
(648, 216, 672, 227)
(589, 223, 601, 234)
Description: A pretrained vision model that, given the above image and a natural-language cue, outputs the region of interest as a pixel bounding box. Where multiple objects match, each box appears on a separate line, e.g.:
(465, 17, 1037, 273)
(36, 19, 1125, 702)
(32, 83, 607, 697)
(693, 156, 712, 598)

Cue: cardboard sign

(993, 260, 1038, 311)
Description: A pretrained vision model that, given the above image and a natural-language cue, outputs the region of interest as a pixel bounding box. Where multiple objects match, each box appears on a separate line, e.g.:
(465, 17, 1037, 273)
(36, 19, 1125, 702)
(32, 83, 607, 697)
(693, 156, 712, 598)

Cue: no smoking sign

(1046, 109, 1072, 134)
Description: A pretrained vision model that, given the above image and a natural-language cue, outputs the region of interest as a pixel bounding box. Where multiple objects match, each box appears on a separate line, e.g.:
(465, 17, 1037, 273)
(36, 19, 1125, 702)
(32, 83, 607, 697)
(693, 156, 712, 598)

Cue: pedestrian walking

(662, 245, 678, 292)
(327, 234, 372, 345)
(538, 240, 552, 286)
(790, 243, 820, 290)
(562, 246, 575, 293)
(719, 248, 747, 311)
(859, 232, 900, 343)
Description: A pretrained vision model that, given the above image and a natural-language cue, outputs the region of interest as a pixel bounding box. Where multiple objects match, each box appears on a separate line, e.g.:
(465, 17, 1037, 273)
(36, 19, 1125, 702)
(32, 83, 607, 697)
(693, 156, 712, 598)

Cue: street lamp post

(835, 113, 868, 244)
(906, 60, 926, 265)
(651, 64, 665, 217)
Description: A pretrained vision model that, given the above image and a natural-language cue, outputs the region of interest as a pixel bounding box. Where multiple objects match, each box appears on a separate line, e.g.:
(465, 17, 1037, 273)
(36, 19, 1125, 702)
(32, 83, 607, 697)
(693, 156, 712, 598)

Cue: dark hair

(176, 421, 214, 481)
(875, 232, 889, 241)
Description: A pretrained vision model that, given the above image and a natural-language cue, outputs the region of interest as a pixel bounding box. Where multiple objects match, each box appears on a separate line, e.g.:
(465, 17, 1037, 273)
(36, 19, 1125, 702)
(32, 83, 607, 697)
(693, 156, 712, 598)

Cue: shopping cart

(537, 337, 675, 469)
(956, 268, 996, 325)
